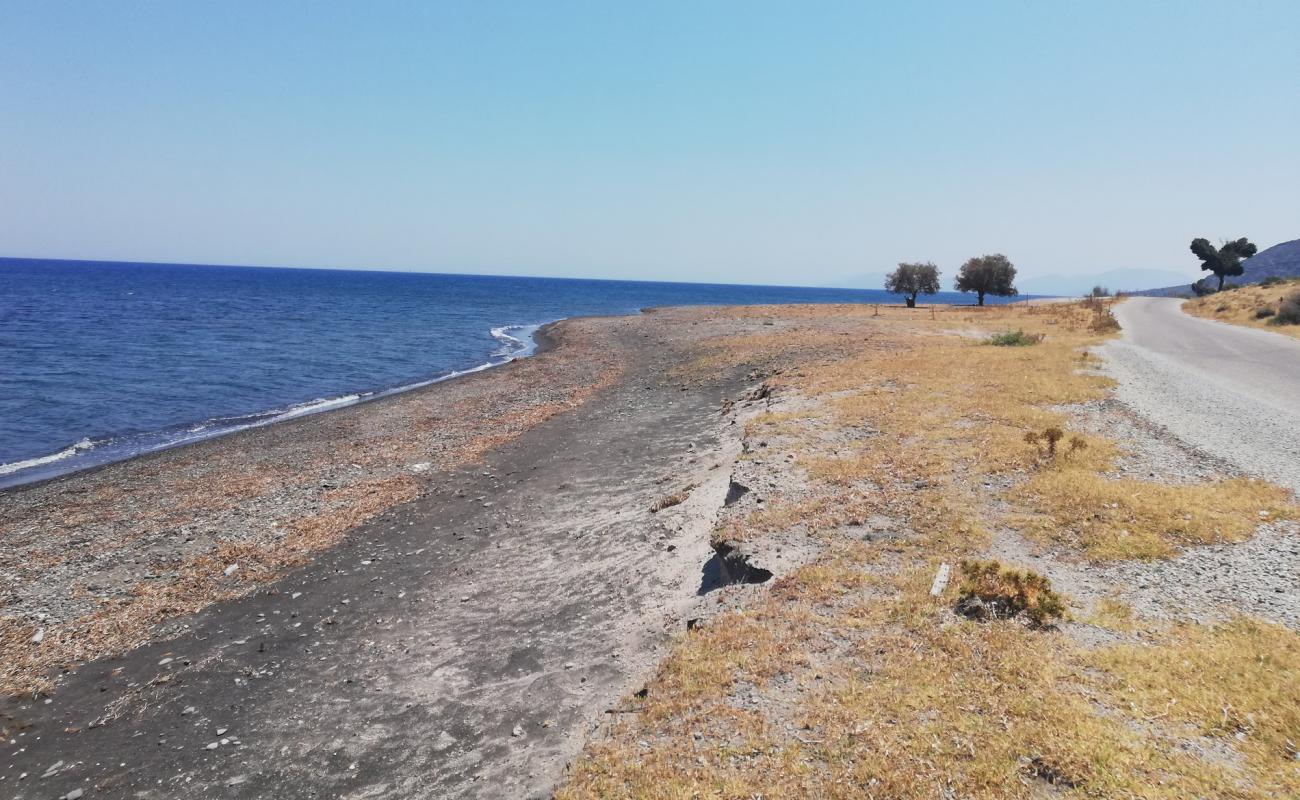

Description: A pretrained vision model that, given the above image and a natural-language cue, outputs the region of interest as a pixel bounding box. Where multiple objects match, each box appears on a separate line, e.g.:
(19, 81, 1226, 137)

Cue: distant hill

(1017, 267, 1197, 297)
(1134, 238, 1300, 297)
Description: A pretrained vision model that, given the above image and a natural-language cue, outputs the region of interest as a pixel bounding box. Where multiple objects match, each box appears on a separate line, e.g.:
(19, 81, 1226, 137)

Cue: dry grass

(560, 562, 1254, 799)
(1183, 281, 1300, 338)
(559, 300, 1299, 799)
(1090, 617, 1300, 795)
(1015, 471, 1295, 560)
(650, 484, 696, 513)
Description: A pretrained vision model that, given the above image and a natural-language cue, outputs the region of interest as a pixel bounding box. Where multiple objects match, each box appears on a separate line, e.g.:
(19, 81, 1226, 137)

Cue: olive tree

(884, 261, 941, 308)
(954, 254, 1017, 306)
(1190, 237, 1257, 292)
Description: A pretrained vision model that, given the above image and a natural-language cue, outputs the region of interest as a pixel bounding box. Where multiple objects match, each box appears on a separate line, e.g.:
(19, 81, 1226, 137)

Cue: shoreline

(0, 320, 565, 492)
(1, 293, 1048, 491)
(0, 304, 789, 797)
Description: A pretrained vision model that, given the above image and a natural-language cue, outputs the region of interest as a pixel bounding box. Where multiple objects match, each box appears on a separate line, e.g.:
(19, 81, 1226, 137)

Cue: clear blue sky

(2, 1, 1297, 286)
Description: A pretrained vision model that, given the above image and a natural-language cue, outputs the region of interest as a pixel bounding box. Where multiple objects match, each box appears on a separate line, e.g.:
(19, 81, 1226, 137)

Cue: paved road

(1106, 297, 1300, 493)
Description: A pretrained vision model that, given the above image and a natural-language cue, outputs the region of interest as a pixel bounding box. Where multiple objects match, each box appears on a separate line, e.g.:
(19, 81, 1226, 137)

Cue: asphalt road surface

(1106, 297, 1300, 493)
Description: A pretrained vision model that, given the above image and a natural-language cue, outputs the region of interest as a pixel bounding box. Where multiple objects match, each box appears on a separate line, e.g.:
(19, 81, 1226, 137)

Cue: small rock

(223, 564, 239, 577)
(216, 728, 228, 735)
(31, 628, 44, 644)
(158, 657, 173, 666)
(62, 790, 84, 800)
(205, 741, 220, 750)
(182, 706, 196, 715)
(512, 724, 525, 737)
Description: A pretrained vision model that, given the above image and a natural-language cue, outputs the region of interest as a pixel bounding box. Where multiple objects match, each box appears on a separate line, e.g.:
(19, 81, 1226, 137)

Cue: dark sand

(0, 308, 793, 798)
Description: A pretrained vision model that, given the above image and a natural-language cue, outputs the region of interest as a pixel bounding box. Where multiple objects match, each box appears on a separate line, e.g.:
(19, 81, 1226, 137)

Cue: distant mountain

(825, 272, 889, 290)
(1134, 238, 1300, 296)
(1017, 268, 1198, 297)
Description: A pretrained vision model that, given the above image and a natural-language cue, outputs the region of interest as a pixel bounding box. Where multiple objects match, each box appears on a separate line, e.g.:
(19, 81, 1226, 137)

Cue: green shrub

(1254, 307, 1276, 319)
(955, 560, 1065, 626)
(1260, 276, 1285, 287)
(985, 329, 1044, 347)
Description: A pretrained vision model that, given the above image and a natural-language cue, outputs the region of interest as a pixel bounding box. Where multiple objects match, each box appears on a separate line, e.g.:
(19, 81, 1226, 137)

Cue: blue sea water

(0, 258, 1020, 487)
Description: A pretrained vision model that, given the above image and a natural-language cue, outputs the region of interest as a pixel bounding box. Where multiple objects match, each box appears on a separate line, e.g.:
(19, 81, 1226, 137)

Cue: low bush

(1088, 306, 1121, 333)
(1254, 307, 1276, 319)
(985, 329, 1044, 347)
(1024, 427, 1086, 459)
(1271, 291, 1300, 326)
(955, 560, 1065, 626)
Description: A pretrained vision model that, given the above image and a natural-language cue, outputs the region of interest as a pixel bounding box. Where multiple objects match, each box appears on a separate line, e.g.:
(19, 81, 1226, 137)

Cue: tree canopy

(884, 261, 941, 307)
(954, 254, 1017, 305)
(1190, 237, 1257, 292)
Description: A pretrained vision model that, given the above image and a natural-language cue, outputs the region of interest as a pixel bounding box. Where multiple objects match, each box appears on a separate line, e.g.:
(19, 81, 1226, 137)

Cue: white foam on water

(489, 324, 542, 359)
(0, 437, 96, 476)
(0, 321, 554, 487)
(270, 393, 365, 422)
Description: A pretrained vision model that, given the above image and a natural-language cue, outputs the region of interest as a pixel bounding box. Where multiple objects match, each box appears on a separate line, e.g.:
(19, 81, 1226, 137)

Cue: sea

(0, 258, 1021, 487)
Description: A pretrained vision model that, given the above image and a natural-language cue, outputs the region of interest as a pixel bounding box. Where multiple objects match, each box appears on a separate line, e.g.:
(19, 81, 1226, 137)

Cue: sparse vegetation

(1273, 290, 1300, 325)
(1078, 294, 1121, 333)
(984, 329, 1042, 346)
(1023, 426, 1086, 459)
(559, 300, 1299, 799)
(955, 559, 1065, 625)
(1184, 283, 1300, 339)
(650, 484, 695, 512)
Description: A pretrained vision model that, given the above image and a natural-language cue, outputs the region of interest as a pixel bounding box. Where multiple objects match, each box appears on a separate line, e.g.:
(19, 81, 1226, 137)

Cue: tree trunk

(906, 296, 916, 308)
(977, 291, 986, 306)
(1216, 273, 1225, 291)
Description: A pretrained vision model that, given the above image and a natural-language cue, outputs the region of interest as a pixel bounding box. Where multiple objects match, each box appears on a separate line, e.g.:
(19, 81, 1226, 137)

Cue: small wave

(270, 393, 365, 422)
(0, 437, 96, 476)
(490, 324, 542, 359)
(0, 322, 552, 487)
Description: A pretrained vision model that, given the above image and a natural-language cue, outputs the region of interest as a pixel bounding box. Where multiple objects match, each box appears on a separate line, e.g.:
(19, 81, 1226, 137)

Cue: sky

(2, 1, 1297, 287)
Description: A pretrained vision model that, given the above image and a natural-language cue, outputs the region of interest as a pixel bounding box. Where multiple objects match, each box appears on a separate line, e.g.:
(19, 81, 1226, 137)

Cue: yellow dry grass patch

(1090, 617, 1300, 796)
(561, 564, 1253, 800)
(1183, 281, 1300, 339)
(560, 300, 1299, 799)
(1016, 470, 1296, 560)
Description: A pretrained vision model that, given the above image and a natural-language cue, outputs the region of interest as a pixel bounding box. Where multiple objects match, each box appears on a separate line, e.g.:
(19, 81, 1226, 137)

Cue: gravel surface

(1104, 297, 1300, 494)
(1100, 521, 1300, 628)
